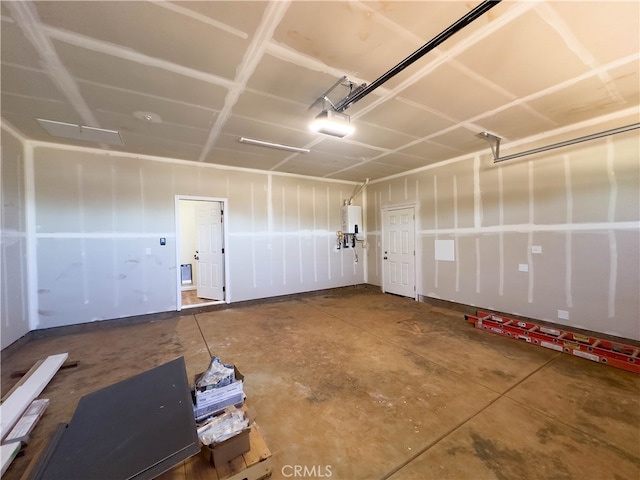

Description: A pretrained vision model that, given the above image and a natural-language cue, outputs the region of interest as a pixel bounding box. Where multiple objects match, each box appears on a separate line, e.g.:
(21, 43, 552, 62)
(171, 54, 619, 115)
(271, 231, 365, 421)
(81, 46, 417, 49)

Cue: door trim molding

(381, 205, 417, 300)
(174, 195, 230, 311)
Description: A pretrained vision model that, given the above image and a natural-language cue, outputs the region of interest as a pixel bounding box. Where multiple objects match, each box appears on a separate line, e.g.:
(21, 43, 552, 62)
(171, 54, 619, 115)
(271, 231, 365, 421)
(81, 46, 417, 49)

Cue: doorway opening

(175, 196, 229, 310)
(382, 206, 416, 299)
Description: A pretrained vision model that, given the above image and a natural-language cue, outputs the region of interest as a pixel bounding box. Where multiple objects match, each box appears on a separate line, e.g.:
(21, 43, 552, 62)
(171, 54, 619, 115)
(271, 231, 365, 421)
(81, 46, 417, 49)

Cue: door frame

(381, 205, 417, 300)
(175, 195, 230, 310)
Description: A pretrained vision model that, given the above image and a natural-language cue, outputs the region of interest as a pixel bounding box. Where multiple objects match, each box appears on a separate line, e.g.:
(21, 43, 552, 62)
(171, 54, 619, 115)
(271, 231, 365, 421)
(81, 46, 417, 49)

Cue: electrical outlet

(145, 248, 151, 255)
(532, 245, 542, 254)
(558, 310, 569, 320)
(518, 263, 529, 272)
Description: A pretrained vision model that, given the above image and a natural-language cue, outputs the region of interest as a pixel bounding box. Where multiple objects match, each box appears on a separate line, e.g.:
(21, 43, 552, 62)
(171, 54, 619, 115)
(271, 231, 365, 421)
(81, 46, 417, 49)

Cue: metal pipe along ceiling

(335, 0, 502, 112)
(492, 123, 640, 163)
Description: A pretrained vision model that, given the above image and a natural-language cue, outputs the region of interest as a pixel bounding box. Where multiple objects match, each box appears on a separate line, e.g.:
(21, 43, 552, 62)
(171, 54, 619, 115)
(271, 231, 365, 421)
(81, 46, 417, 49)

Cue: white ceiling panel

(1, 1, 637, 181)
(34, 1, 247, 79)
(54, 42, 229, 110)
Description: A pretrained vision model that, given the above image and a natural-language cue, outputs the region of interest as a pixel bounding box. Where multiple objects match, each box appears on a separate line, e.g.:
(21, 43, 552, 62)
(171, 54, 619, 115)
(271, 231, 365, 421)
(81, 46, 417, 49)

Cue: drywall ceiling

(1, 1, 638, 181)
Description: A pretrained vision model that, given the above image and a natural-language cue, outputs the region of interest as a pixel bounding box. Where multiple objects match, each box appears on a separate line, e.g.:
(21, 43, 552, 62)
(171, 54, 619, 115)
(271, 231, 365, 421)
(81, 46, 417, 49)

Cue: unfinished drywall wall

(367, 114, 640, 340)
(1, 128, 30, 349)
(30, 146, 364, 329)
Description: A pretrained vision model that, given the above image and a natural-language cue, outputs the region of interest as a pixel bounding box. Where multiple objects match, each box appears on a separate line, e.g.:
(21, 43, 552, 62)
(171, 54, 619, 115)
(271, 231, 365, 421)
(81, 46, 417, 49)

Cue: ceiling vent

(36, 118, 124, 146)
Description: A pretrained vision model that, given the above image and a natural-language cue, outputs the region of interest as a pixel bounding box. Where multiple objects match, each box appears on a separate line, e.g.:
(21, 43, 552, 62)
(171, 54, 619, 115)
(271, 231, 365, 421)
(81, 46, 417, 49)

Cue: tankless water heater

(341, 205, 362, 234)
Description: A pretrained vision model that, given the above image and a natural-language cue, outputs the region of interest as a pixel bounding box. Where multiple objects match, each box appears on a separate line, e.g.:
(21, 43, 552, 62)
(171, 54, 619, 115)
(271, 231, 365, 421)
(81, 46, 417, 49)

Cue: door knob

(194, 254, 199, 260)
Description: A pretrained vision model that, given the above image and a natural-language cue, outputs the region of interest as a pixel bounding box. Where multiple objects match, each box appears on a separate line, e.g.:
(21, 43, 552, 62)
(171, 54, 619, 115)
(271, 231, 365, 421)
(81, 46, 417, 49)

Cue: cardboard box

(208, 425, 251, 467)
(192, 367, 245, 422)
(206, 407, 256, 467)
(193, 393, 244, 422)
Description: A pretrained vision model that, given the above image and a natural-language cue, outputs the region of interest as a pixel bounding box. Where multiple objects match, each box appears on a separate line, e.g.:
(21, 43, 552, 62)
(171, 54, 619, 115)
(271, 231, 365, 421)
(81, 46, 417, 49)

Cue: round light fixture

(133, 111, 162, 123)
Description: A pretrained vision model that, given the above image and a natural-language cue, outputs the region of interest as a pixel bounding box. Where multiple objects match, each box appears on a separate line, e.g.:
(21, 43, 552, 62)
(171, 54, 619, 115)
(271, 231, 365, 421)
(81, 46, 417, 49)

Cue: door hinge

(223, 286, 226, 292)
(222, 248, 225, 254)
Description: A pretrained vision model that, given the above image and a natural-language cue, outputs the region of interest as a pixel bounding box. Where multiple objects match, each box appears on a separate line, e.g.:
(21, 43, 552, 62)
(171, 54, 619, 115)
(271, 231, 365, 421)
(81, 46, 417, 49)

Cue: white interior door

(383, 207, 415, 298)
(195, 202, 224, 301)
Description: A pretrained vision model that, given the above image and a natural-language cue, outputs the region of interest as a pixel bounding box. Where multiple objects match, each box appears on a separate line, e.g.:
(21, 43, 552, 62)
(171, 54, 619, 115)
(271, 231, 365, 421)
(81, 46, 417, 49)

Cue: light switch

(518, 264, 529, 272)
(532, 245, 542, 254)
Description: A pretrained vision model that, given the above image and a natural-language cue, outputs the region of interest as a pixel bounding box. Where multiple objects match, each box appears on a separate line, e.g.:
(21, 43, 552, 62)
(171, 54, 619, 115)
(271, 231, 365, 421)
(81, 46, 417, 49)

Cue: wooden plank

(1, 361, 43, 403)
(184, 448, 220, 480)
(163, 421, 272, 480)
(154, 461, 186, 480)
(0, 353, 68, 440)
(225, 457, 272, 480)
(9, 360, 78, 379)
(1, 442, 21, 476)
(242, 423, 271, 465)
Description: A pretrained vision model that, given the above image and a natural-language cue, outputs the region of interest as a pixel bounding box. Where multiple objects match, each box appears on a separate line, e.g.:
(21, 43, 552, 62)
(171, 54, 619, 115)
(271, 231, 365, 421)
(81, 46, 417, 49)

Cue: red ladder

(465, 311, 640, 375)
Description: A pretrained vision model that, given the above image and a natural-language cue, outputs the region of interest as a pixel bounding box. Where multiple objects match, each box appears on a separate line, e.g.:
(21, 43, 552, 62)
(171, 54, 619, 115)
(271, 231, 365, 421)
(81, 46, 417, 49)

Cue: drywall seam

(28, 141, 358, 186)
(536, 3, 624, 105)
(267, 175, 274, 235)
(43, 24, 235, 90)
(313, 186, 318, 283)
(406, 222, 639, 235)
(473, 156, 482, 229)
(369, 106, 640, 185)
(606, 139, 618, 318)
(316, 53, 638, 181)
(433, 176, 439, 289)
(454, 176, 460, 292)
(0, 119, 27, 141)
(498, 166, 504, 297)
(150, 1, 249, 39)
(24, 143, 38, 331)
(267, 176, 274, 287)
(347, 0, 537, 121)
(363, 183, 369, 284)
(527, 161, 534, 303)
(198, 1, 291, 162)
(297, 184, 303, 283)
(35, 233, 178, 238)
(475, 237, 481, 294)
(78, 164, 89, 305)
(563, 155, 573, 308)
(326, 186, 332, 281)
(282, 186, 287, 286)
(251, 183, 257, 289)
(7, 2, 98, 128)
(376, 191, 381, 278)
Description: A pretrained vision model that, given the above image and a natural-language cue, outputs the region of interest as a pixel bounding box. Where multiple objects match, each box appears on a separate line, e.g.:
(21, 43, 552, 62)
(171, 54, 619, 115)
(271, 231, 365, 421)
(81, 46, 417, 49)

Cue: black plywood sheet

(31, 357, 199, 480)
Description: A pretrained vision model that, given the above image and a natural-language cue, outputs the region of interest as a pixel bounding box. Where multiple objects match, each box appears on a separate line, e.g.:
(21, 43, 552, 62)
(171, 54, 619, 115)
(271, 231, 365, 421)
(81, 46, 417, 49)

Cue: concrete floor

(2, 287, 639, 480)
